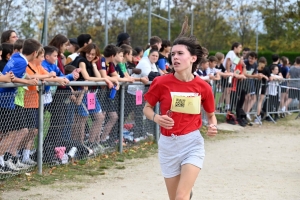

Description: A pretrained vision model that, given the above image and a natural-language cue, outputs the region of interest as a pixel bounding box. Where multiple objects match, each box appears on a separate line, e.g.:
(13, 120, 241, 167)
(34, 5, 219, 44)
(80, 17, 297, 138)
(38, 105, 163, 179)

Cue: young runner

(143, 19, 218, 200)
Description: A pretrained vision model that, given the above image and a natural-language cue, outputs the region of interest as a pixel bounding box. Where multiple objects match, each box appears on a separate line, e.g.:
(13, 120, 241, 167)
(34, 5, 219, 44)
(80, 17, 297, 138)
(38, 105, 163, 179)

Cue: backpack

(236, 108, 248, 127)
(226, 111, 238, 125)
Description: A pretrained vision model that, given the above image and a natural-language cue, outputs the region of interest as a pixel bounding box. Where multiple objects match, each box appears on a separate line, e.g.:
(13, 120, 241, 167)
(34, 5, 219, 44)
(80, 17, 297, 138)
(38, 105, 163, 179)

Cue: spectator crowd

(0, 30, 299, 175)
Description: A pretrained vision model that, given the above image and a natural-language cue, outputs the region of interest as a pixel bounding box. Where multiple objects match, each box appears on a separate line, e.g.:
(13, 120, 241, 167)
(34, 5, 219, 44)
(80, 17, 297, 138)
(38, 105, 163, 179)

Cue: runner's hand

(207, 124, 217, 137)
(154, 115, 174, 129)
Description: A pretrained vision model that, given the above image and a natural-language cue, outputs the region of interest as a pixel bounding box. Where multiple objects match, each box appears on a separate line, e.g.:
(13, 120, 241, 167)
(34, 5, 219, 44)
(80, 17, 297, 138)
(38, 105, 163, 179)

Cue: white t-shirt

(206, 67, 219, 75)
(223, 50, 238, 72)
(268, 74, 281, 96)
(128, 57, 158, 95)
(67, 52, 79, 62)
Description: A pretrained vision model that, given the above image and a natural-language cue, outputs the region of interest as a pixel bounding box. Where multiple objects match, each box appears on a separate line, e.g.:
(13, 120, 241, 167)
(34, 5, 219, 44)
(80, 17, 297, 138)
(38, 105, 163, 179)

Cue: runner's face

(171, 44, 196, 73)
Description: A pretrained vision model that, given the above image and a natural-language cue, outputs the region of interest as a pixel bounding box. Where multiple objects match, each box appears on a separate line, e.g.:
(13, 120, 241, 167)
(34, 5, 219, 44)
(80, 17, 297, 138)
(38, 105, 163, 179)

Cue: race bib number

(233, 57, 240, 65)
(87, 93, 96, 110)
(170, 95, 201, 114)
(136, 90, 142, 105)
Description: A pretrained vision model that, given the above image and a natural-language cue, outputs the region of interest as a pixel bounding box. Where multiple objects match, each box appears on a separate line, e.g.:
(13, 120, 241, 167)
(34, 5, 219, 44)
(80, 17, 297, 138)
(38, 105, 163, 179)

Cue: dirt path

(3, 122, 300, 200)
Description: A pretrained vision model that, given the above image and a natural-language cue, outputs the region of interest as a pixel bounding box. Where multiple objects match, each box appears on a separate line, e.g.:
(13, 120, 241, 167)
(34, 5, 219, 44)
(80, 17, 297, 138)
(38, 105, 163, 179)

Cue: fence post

(154, 103, 160, 144)
(119, 84, 125, 153)
(37, 84, 44, 175)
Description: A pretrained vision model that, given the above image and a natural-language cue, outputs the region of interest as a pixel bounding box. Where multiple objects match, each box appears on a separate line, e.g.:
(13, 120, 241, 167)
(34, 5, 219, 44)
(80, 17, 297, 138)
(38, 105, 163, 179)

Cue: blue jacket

(42, 60, 74, 92)
(41, 60, 74, 81)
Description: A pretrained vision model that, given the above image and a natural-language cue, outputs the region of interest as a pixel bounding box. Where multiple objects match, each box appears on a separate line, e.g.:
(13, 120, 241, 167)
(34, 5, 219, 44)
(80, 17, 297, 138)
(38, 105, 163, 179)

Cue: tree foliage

(1, 0, 300, 52)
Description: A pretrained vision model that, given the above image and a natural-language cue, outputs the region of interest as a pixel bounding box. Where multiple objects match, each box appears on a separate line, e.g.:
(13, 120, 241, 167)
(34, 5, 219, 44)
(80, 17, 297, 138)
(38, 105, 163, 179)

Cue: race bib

(170, 95, 201, 114)
(136, 90, 142, 105)
(233, 57, 240, 65)
(87, 93, 96, 110)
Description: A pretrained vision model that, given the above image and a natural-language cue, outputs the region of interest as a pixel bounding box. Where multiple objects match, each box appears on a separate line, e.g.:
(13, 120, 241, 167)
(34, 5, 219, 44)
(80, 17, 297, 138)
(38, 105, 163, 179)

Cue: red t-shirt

(231, 62, 243, 91)
(144, 74, 215, 136)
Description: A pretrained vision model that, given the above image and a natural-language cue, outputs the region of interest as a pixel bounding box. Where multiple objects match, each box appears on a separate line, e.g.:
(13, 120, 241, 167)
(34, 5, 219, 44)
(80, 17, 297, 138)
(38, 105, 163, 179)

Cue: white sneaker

(146, 132, 153, 137)
(246, 114, 252, 121)
(286, 111, 292, 115)
(67, 147, 78, 158)
(15, 159, 30, 169)
(4, 159, 20, 171)
(22, 158, 37, 166)
(254, 118, 262, 125)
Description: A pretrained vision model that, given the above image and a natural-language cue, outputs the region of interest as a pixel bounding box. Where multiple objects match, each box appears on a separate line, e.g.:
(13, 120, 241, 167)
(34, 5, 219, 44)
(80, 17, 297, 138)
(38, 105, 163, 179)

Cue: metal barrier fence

(213, 77, 300, 124)
(0, 78, 300, 179)
(0, 81, 159, 179)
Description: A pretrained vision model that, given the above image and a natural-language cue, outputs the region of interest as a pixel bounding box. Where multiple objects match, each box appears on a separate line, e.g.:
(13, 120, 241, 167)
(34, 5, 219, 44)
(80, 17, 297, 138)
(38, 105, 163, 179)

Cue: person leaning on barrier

(98, 45, 122, 146)
(253, 57, 269, 124)
(0, 39, 40, 173)
(1, 30, 18, 44)
(241, 51, 261, 122)
(70, 43, 115, 154)
(206, 56, 221, 84)
(279, 56, 290, 116)
(284, 57, 300, 112)
(0, 43, 13, 72)
(264, 65, 283, 121)
(193, 58, 210, 83)
(223, 42, 243, 111)
(119, 44, 148, 83)
(41, 46, 81, 163)
(20, 47, 70, 166)
(13, 39, 24, 54)
(157, 39, 171, 74)
(215, 52, 234, 112)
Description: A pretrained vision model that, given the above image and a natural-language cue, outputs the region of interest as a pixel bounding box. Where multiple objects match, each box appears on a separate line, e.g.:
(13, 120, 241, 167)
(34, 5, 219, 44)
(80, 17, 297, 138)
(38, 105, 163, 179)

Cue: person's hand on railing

(127, 76, 135, 83)
(48, 71, 57, 78)
(27, 78, 38, 85)
(109, 77, 120, 90)
(140, 76, 149, 84)
(234, 74, 247, 80)
(72, 68, 81, 81)
(209, 74, 215, 80)
(104, 77, 114, 89)
(1, 71, 15, 82)
(57, 77, 69, 86)
(222, 72, 233, 78)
